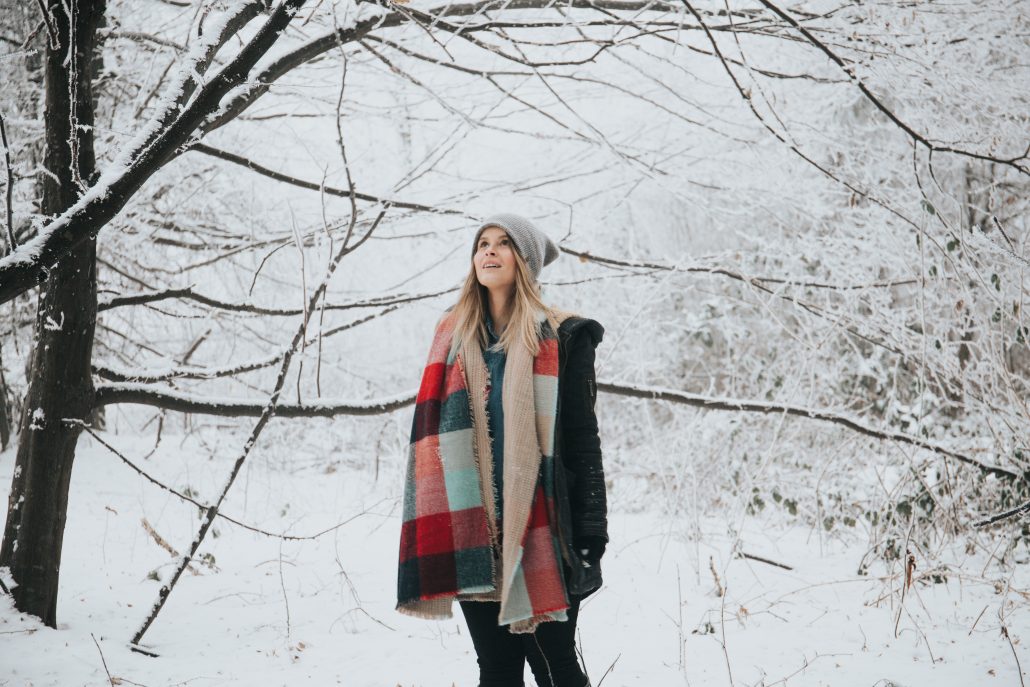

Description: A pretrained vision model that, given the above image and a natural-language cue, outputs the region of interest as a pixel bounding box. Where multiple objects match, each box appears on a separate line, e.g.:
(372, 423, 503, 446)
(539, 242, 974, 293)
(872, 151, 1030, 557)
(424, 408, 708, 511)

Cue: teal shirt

(483, 312, 506, 526)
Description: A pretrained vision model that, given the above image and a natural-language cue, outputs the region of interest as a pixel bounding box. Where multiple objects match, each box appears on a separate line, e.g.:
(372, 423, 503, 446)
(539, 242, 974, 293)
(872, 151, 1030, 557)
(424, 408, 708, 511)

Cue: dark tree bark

(0, 342, 10, 450)
(0, 0, 105, 627)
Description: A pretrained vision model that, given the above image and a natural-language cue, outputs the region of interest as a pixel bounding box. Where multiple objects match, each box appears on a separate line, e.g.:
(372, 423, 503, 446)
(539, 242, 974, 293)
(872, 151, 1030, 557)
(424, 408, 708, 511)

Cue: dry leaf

(904, 550, 916, 591)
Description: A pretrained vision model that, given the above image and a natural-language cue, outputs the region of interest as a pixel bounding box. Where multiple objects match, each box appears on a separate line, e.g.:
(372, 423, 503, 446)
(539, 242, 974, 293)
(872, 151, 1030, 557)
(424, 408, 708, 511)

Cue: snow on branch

(201, 0, 699, 132)
(751, 0, 1030, 176)
(973, 499, 1030, 528)
(95, 382, 417, 418)
(0, 0, 808, 305)
(601, 380, 1021, 481)
(0, 0, 306, 306)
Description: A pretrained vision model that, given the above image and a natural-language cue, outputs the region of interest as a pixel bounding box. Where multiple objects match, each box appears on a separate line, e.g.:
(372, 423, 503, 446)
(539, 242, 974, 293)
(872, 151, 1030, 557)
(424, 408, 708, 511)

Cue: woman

(397, 213, 608, 687)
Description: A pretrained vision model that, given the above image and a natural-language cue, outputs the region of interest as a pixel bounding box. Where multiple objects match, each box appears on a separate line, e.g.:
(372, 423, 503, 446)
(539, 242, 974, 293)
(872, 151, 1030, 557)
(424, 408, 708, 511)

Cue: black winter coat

(554, 316, 607, 597)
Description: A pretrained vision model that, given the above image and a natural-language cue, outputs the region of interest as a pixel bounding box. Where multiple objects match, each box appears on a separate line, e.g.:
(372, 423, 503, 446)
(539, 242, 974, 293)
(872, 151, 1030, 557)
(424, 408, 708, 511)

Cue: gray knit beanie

(472, 213, 560, 281)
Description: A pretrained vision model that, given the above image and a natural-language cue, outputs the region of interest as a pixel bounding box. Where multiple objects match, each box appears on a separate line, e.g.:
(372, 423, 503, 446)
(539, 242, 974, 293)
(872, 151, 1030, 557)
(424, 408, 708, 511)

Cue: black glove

(574, 536, 607, 568)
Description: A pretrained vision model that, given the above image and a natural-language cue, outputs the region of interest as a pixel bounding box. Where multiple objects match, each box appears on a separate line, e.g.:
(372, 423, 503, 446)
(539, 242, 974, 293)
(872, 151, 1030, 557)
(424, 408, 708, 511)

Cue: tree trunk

(0, 0, 105, 627)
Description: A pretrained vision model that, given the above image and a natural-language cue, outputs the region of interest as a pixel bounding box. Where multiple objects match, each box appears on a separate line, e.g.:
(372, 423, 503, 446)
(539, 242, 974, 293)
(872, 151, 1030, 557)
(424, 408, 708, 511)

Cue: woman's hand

(575, 535, 607, 567)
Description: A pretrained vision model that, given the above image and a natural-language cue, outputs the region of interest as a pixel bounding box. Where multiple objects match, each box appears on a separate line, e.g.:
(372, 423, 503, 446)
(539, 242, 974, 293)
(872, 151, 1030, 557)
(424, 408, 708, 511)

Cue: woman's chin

(478, 275, 513, 290)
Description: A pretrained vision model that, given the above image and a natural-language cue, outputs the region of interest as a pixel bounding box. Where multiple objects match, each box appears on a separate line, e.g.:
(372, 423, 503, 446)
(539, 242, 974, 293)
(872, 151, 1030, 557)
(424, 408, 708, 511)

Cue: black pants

(458, 597, 589, 687)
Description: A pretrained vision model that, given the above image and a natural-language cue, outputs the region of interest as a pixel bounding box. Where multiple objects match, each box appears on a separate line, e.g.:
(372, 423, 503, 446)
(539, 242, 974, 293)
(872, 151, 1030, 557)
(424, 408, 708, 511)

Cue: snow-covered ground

(1, 432, 1026, 686)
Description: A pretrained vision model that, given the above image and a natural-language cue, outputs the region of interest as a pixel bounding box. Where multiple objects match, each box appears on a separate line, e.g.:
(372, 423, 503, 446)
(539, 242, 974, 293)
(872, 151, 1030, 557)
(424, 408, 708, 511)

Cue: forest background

(0, 0, 1027, 684)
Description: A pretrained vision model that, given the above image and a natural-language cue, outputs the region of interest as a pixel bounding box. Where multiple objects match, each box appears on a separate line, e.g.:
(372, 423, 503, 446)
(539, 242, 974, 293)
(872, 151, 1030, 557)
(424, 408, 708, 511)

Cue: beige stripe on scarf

(459, 311, 572, 619)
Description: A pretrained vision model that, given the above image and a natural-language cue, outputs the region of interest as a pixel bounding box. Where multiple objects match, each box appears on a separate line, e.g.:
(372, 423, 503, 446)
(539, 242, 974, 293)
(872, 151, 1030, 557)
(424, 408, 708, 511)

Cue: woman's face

(473, 227, 517, 293)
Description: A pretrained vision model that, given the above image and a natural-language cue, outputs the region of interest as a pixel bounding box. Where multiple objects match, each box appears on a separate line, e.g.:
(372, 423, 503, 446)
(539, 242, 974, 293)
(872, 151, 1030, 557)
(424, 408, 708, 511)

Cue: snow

(0, 174, 114, 271)
(43, 313, 63, 332)
(0, 436, 1026, 686)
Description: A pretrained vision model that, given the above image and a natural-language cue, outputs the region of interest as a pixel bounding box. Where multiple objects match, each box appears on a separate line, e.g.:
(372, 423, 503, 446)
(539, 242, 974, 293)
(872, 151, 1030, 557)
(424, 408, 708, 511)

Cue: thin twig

(128, 644, 158, 658)
(737, 550, 793, 570)
(894, 522, 915, 639)
(677, 566, 685, 672)
(1002, 625, 1025, 687)
(719, 581, 735, 687)
(189, 143, 460, 215)
(709, 555, 724, 597)
(73, 420, 382, 541)
(97, 284, 455, 316)
(968, 605, 988, 635)
(141, 518, 180, 558)
(596, 653, 621, 686)
(278, 539, 291, 641)
(90, 633, 116, 687)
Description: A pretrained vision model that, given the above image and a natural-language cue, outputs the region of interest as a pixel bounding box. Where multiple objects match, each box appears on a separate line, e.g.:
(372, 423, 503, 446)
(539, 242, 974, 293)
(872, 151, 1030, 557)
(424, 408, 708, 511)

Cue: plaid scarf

(397, 309, 570, 632)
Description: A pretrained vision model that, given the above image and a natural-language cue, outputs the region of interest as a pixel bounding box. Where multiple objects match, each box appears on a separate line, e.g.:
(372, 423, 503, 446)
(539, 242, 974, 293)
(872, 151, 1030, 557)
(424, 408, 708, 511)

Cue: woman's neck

(486, 290, 513, 335)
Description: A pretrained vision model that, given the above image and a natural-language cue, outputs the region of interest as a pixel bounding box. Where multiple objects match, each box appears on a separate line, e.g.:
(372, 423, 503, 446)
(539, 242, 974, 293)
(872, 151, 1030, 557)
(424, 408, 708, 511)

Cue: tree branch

(74, 421, 381, 541)
(97, 376, 1020, 481)
(94, 305, 399, 382)
(973, 499, 1030, 528)
(564, 243, 911, 359)
(98, 284, 457, 315)
(753, 0, 1029, 176)
(560, 245, 918, 291)
(95, 383, 416, 417)
(600, 380, 1021, 481)
(201, 0, 692, 133)
(0, 0, 306, 306)
(188, 143, 463, 215)
(0, 0, 794, 305)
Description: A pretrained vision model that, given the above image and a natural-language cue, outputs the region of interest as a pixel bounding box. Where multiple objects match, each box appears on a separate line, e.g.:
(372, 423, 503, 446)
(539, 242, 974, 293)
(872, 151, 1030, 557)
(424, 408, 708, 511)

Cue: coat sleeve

(560, 324, 608, 544)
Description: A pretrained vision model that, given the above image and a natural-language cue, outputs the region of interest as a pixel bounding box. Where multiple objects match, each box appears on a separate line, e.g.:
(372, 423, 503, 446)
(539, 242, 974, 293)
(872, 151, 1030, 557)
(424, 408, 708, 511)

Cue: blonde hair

(450, 237, 564, 358)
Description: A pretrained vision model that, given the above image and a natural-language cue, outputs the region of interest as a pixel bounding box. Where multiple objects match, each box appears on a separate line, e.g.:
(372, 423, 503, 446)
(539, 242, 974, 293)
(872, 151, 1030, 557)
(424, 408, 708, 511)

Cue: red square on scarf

(526, 484, 550, 529)
(417, 362, 447, 403)
(416, 511, 455, 557)
(450, 506, 490, 549)
(533, 338, 558, 376)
